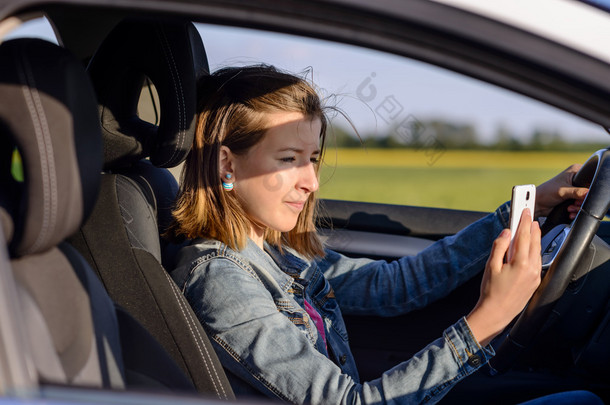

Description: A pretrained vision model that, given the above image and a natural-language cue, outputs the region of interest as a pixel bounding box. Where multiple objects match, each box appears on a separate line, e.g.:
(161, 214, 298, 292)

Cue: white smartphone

(508, 184, 536, 261)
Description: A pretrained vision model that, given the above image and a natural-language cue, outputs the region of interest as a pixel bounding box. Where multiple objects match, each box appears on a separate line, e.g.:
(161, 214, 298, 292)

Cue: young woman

(168, 65, 593, 404)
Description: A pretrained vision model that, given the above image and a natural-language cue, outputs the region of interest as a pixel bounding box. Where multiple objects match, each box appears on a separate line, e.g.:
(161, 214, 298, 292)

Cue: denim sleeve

(319, 202, 510, 316)
(185, 256, 495, 404)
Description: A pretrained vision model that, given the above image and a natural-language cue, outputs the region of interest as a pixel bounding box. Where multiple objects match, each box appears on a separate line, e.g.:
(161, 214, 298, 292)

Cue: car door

(194, 16, 608, 380)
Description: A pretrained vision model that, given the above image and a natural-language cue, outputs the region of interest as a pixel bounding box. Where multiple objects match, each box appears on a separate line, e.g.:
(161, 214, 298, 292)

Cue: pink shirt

(303, 299, 327, 347)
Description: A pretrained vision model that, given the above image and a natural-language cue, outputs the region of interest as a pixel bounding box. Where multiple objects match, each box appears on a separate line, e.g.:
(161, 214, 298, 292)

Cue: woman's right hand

(465, 210, 542, 346)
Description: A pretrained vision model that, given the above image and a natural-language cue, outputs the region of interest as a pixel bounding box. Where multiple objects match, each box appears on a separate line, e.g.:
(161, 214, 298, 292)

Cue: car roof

(438, 0, 610, 66)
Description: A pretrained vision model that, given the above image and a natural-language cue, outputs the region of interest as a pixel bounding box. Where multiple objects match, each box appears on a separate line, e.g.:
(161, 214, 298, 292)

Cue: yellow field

(318, 149, 594, 212)
(321, 149, 593, 169)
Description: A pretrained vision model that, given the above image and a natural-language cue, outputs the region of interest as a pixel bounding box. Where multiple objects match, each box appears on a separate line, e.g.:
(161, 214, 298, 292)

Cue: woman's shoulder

(175, 238, 222, 264)
(174, 238, 252, 269)
(171, 238, 251, 286)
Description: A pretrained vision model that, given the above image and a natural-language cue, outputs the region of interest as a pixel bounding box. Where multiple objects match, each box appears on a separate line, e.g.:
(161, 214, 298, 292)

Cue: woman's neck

(249, 226, 265, 250)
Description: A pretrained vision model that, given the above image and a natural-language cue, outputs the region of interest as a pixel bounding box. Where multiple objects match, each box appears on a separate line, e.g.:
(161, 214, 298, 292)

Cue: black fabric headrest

(0, 39, 103, 257)
(87, 18, 208, 169)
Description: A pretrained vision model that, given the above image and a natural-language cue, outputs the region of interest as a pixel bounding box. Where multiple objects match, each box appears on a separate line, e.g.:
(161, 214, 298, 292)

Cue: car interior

(0, 37, 125, 390)
(0, 16, 234, 400)
(66, 18, 233, 397)
(3, 2, 610, 404)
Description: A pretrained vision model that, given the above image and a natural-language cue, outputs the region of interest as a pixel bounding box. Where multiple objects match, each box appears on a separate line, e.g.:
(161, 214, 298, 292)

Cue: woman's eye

(279, 156, 319, 164)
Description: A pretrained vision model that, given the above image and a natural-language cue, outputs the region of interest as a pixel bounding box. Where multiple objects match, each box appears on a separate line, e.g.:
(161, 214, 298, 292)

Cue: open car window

(197, 23, 608, 212)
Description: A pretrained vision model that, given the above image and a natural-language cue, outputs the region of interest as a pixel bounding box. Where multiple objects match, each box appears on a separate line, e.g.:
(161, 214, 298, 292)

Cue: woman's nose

(297, 162, 319, 193)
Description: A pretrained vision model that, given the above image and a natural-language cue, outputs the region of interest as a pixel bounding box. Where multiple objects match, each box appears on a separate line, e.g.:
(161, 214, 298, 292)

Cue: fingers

(567, 199, 584, 219)
(535, 163, 588, 218)
(557, 186, 588, 201)
(565, 164, 582, 175)
(511, 209, 533, 262)
(558, 164, 588, 199)
(528, 220, 542, 263)
(535, 172, 564, 217)
(489, 229, 511, 270)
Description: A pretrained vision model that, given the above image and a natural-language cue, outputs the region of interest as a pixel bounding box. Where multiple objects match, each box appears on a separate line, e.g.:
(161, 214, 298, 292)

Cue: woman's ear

(219, 145, 234, 177)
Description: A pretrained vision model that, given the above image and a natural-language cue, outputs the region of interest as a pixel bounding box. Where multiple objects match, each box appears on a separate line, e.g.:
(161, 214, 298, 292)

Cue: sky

(195, 23, 608, 144)
(5, 13, 609, 144)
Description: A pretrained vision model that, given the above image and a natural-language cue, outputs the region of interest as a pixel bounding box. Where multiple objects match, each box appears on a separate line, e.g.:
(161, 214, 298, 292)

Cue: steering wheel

(489, 148, 610, 374)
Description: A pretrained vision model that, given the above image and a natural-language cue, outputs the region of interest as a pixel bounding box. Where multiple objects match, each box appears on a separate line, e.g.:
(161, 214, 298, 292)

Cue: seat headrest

(87, 18, 208, 170)
(0, 39, 103, 257)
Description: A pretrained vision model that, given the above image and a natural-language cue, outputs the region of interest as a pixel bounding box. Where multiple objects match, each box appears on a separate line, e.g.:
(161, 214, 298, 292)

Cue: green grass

(318, 149, 593, 212)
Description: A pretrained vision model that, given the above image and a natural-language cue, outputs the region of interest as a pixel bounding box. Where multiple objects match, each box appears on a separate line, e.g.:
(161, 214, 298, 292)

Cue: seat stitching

(163, 270, 227, 398)
(155, 25, 185, 167)
(162, 270, 228, 399)
(116, 177, 155, 249)
(17, 47, 57, 254)
(161, 268, 218, 394)
(27, 62, 58, 250)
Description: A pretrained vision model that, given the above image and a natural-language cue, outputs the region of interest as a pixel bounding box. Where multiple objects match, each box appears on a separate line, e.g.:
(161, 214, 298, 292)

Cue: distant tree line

(328, 118, 609, 151)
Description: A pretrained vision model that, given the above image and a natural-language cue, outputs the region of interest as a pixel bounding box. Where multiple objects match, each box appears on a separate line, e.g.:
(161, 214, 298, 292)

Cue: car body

(2, 0, 610, 404)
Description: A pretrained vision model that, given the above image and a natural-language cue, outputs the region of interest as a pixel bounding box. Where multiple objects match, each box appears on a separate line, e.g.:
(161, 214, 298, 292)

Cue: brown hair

(167, 65, 327, 258)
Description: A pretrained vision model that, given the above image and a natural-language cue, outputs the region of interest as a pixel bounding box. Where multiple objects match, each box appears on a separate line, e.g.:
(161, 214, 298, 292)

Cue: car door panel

(318, 199, 486, 380)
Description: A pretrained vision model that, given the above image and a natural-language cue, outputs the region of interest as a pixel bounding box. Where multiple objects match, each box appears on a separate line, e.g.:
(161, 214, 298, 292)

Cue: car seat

(67, 18, 234, 399)
(0, 38, 125, 389)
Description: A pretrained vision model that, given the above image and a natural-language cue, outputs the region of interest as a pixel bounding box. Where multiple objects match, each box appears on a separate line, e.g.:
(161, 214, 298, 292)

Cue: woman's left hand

(535, 164, 589, 220)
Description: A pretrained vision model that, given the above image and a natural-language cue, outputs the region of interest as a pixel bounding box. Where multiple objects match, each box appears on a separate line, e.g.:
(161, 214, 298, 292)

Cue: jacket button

(467, 354, 482, 367)
(339, 355, 347, 365)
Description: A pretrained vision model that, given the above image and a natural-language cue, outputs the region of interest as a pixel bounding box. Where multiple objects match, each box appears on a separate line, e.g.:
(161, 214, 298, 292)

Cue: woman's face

(229, 111, 321, 237)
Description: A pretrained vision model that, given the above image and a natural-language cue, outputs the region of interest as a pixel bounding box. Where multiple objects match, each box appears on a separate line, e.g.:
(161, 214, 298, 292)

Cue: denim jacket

(171, 202, 510, 404)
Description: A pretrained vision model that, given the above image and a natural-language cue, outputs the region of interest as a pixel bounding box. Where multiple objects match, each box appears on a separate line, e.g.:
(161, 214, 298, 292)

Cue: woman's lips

(285, 201, 305, 211)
